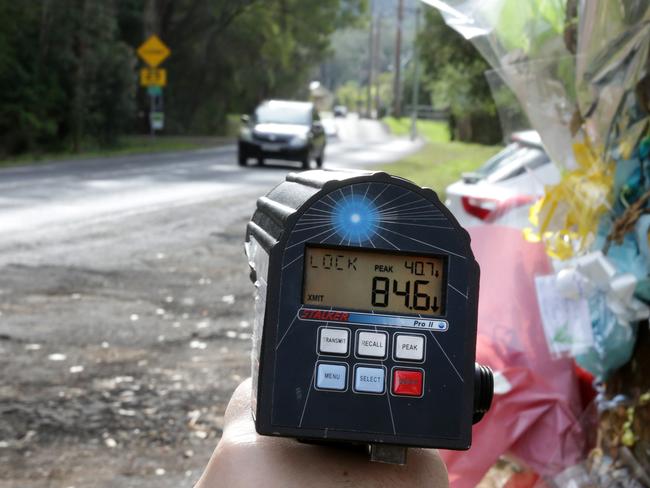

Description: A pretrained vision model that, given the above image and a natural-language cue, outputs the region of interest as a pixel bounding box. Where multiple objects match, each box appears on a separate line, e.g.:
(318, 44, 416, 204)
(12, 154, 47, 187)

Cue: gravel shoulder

(0, 192, 259, 487)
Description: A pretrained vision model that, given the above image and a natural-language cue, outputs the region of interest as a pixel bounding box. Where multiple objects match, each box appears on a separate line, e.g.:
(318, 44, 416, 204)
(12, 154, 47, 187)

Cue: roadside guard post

(245, 169, 493, 464)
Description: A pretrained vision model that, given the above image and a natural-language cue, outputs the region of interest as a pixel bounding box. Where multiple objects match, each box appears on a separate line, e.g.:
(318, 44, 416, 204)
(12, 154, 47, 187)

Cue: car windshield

(476, 143, 547, 179)
(255, 104, 311, 125)
(475, 144, 519, 176)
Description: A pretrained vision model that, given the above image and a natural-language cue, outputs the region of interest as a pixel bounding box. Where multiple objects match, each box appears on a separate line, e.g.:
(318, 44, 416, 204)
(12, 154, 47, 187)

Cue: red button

(392, 370, 423, 396)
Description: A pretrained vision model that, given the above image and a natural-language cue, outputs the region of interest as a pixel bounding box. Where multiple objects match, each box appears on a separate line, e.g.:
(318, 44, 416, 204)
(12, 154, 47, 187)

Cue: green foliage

(322, 1, 417, 99)
(324, 29, 371, 92)
(0, 0, 136, 156)
(158, 0, 366, 134)
(495, 0, 566, 53)
(71, 1, 137, 147)
(0, 2, 57, 154)
(401, 61, 433, 113)
(0, 0, 365, 156)
(417, 8, 501, 144)
(335, 80, 365, 111)
(335, 73, 393, 116)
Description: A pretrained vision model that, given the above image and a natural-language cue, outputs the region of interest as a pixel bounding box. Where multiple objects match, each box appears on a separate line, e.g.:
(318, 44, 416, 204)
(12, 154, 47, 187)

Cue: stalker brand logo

(299, 308, 350, 322)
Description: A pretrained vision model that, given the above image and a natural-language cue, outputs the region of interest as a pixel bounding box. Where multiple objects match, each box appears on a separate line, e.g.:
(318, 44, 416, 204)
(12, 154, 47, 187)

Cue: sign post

(137, 35, 171, 136)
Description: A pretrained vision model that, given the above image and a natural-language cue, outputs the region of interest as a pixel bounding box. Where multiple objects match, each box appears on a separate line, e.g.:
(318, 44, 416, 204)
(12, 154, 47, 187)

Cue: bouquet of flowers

(423, 0, 650, 484)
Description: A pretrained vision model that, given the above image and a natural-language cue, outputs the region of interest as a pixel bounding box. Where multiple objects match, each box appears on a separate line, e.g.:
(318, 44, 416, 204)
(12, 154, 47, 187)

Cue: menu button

(316, 363, 347, 391)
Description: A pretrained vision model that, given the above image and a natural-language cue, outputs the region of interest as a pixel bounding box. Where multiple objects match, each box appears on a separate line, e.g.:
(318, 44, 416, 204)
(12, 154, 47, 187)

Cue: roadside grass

(226, 114, 243, 138)
(0, 135, 231, 169)
(380, 118, 501, 199)
(383, 117, 450, 143)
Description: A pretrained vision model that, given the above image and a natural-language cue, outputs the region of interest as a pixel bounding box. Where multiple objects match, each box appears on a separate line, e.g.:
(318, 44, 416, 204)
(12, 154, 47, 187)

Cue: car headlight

(240, 127, 253, 142)
(289, 134, 308, 147)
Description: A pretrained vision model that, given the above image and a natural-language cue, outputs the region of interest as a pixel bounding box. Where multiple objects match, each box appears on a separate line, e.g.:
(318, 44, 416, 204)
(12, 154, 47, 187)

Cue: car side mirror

(241, 114, 250, 124)
(461, 172, 482, 184)
(313, 120, 322, 130)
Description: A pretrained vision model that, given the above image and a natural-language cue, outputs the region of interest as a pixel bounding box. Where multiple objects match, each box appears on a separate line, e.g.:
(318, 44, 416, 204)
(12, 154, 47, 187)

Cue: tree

(417, 8, 501, 144)
(0, 0, 366, 155)
(68, 0, 137, 148)
(401, 60, 433, 115)
(151, 0, 367, 134)
(335, 80, 364, 111)
(0, 1, 60, 155)
(0, 0, 136, 155)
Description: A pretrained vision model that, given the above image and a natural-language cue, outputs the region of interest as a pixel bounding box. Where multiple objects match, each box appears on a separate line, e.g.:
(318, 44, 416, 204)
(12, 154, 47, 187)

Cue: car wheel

(257, 157, 264, 166)
(238, 152, 247, 166)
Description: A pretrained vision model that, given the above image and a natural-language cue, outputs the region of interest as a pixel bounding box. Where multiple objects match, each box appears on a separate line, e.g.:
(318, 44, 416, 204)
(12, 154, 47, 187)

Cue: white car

(445, 131, 560, 228)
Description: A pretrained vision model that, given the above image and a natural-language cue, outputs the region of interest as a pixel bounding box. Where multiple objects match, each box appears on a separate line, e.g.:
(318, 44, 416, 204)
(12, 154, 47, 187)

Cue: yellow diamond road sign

(137, 35, 170, 68)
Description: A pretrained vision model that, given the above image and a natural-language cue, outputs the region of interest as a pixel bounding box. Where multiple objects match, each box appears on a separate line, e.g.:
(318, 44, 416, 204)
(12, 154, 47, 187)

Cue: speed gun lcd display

(303, 246, 445, 316)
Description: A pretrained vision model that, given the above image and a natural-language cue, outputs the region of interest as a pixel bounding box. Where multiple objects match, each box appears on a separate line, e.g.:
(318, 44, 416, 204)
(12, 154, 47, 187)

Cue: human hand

(195, 378, 449, 488)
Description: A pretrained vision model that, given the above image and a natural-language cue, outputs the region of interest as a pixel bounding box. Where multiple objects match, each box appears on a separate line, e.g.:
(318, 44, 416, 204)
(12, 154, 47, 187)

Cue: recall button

(316, 363, 347, 391)
(394, 334, 425, 361)
(319, 328, 349, 355)
(392, 369, 423, 397)
(356, 331, 387, 358)
(354, 366, 385, 394)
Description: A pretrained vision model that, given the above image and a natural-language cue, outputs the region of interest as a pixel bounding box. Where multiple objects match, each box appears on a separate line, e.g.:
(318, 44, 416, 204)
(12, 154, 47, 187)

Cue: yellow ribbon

(524, 140, 614, 259)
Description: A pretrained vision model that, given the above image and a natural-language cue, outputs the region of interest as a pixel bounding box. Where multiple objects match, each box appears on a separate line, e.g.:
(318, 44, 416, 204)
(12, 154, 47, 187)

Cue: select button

(354, 366, 386, 394)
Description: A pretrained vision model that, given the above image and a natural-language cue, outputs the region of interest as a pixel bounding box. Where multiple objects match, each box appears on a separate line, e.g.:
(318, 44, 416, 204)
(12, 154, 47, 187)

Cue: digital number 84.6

(371, 277, 440, 312)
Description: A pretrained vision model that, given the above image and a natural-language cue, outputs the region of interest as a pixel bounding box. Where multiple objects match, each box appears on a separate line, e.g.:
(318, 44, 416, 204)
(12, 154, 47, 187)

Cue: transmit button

(394, 334, 425, 361)
(392, 369, 423, 397)
(316, 363, 347, 391)
(356, 331, 388, 358)
(319, 327, 349, 355)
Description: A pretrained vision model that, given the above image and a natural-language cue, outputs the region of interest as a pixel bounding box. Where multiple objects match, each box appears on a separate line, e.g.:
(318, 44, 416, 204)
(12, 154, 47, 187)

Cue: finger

(221, 378, 258, 444)
(223, 378, 253, 427)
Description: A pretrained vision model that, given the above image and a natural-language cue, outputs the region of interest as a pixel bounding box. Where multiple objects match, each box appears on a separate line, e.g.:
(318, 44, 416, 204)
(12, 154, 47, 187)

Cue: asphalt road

(0, 116, 418, 256)
(0, 116, 421, 487)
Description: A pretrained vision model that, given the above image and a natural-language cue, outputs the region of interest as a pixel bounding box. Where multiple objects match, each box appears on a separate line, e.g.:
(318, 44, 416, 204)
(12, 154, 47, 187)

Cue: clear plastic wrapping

(423, 0, 650, 485)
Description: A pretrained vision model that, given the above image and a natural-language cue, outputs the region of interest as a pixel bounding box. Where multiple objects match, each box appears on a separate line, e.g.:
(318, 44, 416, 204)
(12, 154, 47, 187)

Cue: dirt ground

(0, 194, 257, 487)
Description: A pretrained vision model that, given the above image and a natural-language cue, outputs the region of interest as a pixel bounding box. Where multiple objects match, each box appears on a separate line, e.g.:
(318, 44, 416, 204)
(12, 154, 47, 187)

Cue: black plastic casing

(245, 169, 480, 450)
